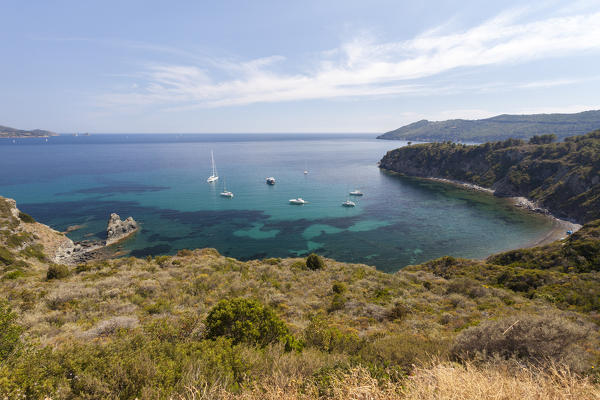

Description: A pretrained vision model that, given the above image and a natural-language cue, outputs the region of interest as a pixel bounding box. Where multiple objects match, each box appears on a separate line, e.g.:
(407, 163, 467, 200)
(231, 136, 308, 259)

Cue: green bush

(0, 247, 15, 266)
(46, 264, 70, 280)
(205, 298, 289, 347)
(20, 244, 46, 262)
(332, 282, 347, 294)
(303, 316, 362, 354)
(327, 293, 346, 313)
(306, 253, 325, 270)
(0, 300, 22, 361)
(17, 212, 35, 223)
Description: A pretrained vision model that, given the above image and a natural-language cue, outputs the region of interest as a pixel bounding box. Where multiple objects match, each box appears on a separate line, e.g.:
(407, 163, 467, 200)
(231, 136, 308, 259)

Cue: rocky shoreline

(54, 213, 139, 264)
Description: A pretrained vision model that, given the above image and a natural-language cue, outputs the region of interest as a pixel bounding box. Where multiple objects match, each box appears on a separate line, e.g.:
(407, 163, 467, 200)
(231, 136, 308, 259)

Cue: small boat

(220, 180, 233, 198)
(566, 230, 573, 235)
(266, 177, 276, 185)
(349, 190, 363, 196)
(303, 161, 308, 175)
(342, 200, 356, 207)
(289, 198, 307, 205)
(207, 150, 219, 183)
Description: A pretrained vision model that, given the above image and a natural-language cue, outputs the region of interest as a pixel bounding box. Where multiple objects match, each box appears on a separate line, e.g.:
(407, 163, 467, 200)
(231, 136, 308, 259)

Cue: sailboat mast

(211, 150, 216, 176)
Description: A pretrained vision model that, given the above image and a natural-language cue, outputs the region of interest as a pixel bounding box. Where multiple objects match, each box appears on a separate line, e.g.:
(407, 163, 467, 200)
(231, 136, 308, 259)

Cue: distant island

(0, 124, 58, 138)
(378, 110, 600, 142)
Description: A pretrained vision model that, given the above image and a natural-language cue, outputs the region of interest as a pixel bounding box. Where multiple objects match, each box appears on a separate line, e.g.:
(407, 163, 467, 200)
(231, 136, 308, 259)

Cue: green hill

(379, 131, 600, 223)
(0, 124, 57, 138)
(378, 110, 600, 142)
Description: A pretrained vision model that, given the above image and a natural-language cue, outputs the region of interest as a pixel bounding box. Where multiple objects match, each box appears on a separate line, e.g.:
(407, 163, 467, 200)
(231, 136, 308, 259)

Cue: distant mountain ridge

(0, 124, 57, 138)
(378, 110, 600, 142)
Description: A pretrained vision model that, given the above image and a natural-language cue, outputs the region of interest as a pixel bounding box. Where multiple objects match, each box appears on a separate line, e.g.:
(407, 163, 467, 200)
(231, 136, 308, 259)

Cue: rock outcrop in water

(106, 213, 138, 245)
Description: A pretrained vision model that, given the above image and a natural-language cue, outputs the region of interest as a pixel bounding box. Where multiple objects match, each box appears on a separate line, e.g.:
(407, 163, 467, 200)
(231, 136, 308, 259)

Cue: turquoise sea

(0, 134, 553, 272)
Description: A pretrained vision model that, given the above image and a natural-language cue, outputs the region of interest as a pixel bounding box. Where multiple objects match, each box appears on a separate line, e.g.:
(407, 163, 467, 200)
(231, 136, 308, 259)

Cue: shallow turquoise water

(0, 134, 553, 272)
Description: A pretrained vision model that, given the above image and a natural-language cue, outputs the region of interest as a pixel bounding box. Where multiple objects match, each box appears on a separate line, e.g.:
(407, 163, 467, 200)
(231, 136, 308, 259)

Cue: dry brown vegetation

(0, 195, 599, 399)
(178, 362, 600, 400)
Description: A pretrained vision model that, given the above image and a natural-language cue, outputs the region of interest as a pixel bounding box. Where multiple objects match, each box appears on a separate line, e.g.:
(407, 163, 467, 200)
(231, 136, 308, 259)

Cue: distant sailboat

(349, 190, 363, 196)
(207, 150, 219, 183)
(220, 179, 233, 198)
(304, 161, 308, 175)
(289, 197, 307, 205)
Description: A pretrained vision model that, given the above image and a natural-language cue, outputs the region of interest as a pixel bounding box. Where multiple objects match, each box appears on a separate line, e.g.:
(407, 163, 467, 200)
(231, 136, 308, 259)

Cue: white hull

(207, 175, 219, 183)
(289, 198, 306, 205)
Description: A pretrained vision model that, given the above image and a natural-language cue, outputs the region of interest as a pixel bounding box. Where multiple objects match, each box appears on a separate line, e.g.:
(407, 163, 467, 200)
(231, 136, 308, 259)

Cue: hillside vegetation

(0, 124, 57, 138)
(0, 195, 599, 399)
(378, 110, 600, 142)
(379, 131, 600, 223)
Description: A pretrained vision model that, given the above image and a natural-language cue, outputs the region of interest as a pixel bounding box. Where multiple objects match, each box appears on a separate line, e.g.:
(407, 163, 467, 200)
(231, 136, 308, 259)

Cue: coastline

(423, 177, 582, 247)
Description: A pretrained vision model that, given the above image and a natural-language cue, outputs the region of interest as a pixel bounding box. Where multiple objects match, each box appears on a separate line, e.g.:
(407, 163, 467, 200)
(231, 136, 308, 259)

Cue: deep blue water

(0, 134, 552, 272)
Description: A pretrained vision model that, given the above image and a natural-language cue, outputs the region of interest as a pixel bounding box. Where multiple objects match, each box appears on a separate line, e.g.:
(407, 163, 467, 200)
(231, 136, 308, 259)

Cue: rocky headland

(379, 131, 600, 225)
(0, 196, 138, 264)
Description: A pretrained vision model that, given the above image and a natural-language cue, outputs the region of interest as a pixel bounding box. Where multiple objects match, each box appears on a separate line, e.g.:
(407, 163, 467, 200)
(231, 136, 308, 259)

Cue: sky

(2, 0, 600, 133)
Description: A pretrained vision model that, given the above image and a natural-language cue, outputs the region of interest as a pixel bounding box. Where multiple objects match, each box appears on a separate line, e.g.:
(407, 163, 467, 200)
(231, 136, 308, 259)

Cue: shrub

(359, 333, 446, 372)
(303, 316, 362, 354)
(205, 298, 288, 347)
(451, 314, 591, 371)
(386, 302, 410, 321)
(84, 316, 139, 338)
(17, 212, 35, 223)
(306, 253, 325, 270)
(0, 300, 22, 361)
(20, 244, 46, 261)
(332, 282, 347, 294)
(46, 264, 70, 280)
(328, 294, 346, 313)
(0, 247, 15, 266)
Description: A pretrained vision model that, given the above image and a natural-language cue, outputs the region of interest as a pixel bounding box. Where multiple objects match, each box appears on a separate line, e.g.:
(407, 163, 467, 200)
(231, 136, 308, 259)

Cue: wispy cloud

(99, 6, 600, 110)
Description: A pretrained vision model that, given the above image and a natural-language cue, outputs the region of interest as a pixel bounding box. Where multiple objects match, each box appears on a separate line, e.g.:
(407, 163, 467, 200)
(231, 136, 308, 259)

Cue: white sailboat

(207, 150, 219, 183)
(303, 161, 308, 175)
(220, 179, 233, 198)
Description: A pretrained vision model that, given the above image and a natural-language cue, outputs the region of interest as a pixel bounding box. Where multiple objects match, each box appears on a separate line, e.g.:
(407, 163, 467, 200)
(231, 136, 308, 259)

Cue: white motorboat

(342, 200, 356, 207)
(289, 198, 307, 205)
(349, 190, 363, 196)
(266, 177, 276, 185)
(207, 150, 219, 183)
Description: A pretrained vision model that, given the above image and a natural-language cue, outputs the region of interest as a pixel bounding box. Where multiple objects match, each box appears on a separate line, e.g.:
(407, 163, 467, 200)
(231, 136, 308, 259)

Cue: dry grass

(177, 362, 600, 400)
(402, 362, 600, 400)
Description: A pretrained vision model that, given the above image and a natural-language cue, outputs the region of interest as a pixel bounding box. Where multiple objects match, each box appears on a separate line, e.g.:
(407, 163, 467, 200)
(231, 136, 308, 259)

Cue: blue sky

(2, 0, 600, 133)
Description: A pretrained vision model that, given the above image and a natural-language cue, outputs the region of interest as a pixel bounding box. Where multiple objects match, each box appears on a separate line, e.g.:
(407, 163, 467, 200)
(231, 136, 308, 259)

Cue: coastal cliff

(379, 131, 600, 224)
